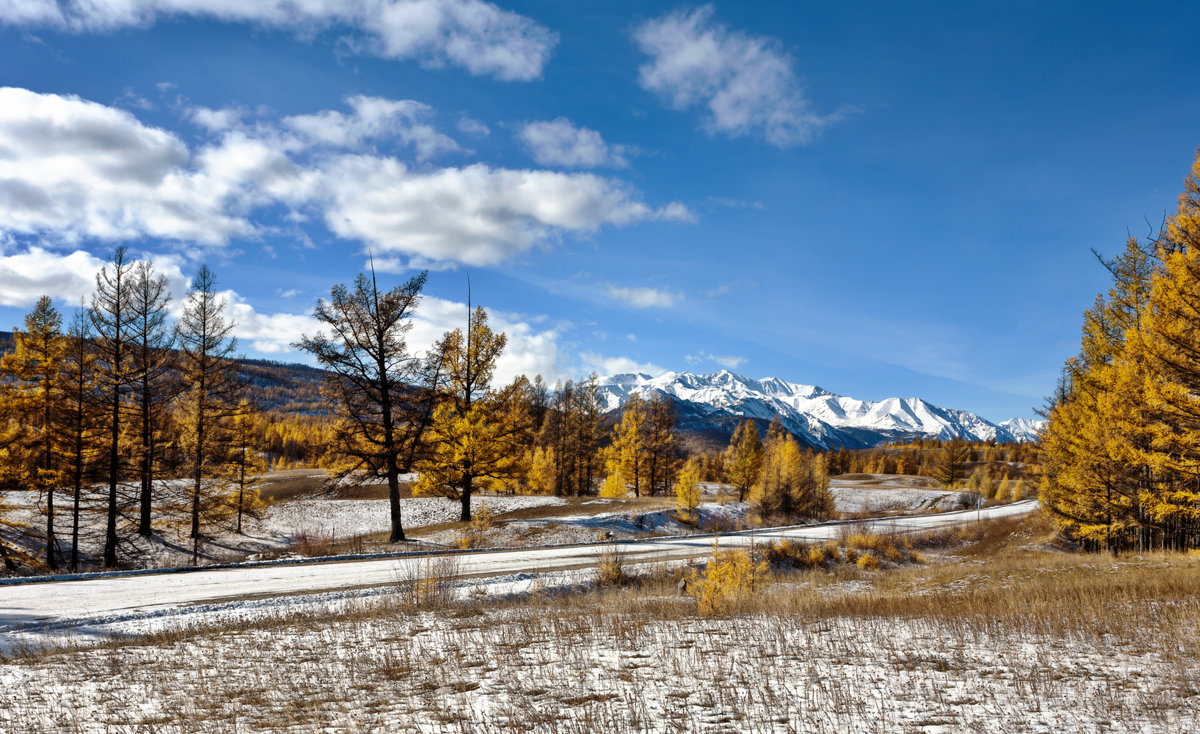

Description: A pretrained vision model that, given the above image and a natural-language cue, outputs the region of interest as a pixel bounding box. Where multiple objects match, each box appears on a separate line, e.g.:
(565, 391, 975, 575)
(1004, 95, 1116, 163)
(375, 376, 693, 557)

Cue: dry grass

(5, 515, 1200, 732)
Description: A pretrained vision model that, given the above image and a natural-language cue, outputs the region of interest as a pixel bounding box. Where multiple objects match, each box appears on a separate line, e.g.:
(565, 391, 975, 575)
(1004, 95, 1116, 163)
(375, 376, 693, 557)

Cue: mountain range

(596, 370, 1044, 450)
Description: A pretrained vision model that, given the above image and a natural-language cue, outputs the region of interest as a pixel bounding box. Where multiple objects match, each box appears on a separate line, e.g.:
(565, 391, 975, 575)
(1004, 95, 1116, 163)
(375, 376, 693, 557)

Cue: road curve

(0, 500, 1037, 638)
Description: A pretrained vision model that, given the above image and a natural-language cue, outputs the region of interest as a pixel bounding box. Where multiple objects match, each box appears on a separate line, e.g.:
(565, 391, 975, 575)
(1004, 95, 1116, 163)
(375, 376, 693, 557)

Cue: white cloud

(385, 295, 564, 385)
(579, 351, 665, 378)
(0, 246, 104, 307)
(517, 117, 629, 168)
(634, 5, 834, 146)
(0, 245, 186, 311)
(606, 284, 678, 309)
(3, 0, 557, 81)
(221, 290, 321, 354)
(284, 95, 460, 160)
(0, 87, 255, 245)
(684, 351, 746, 370)
(189, 105, 243, 132)
(0, 87, 688, 267)
(457, 115, 490, 137)
(313, 158, 681, 267)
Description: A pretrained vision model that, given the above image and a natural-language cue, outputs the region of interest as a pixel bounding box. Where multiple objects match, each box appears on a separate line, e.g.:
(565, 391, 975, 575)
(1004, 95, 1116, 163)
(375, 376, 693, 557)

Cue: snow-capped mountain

(596, 370, 1045, 450)
(995, 417, 1045, 443)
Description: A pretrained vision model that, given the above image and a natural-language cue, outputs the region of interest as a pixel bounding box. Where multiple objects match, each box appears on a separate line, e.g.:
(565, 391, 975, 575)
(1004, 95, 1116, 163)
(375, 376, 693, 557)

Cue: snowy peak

(997, 417, 1046, 443)
(595, 370, 1041, 449)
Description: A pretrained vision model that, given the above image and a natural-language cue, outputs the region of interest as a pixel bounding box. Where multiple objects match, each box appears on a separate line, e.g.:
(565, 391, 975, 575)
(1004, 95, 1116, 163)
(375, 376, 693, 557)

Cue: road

(0, 500, 1036, 648)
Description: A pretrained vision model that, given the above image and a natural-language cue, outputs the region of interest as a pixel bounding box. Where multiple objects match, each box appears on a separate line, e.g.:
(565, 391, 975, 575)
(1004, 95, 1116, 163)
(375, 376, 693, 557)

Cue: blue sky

(2, 1, 1199, 422)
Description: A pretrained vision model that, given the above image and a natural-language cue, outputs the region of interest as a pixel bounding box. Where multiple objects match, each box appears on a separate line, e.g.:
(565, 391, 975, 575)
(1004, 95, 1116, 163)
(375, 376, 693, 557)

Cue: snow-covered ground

(0, 501, 1038, 654)
(830, 486, 979, 513)
(2, 548, 1194, 733)
(0, 484, 567, 569)
(428, 500, 753, 547)
(261, 494, 567, 540)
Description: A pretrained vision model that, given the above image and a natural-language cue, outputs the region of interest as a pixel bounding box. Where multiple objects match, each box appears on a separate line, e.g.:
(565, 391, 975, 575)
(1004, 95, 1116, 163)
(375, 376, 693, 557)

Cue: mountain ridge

(596, 369, 1043, 450)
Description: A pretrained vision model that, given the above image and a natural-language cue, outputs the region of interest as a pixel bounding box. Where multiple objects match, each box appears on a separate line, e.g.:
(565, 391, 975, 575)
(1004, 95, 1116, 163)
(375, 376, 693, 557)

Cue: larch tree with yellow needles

(0, 296, 65, 569)
(416, 306, 532, 521)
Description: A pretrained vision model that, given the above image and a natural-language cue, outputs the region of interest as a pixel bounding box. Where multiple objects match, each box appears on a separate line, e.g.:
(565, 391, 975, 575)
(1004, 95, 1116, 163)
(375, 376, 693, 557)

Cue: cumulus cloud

(189, 105, 243, 132)
(579, 351, 665, 378)
(0, 87, 688, 266)
(2, 0, 557, 81)
(314, 159, 683, 267)
(0, 246, 104, 307)
(220, 290, 321, 354)
(634, 5, 834, 146)
(284, 95, 461, 160)
(0, 87, 257, 245)
(517, 117, 629, 168)
(606, 284, 678, 309)
(368, 294, 565, 385)
(0, 246, 185, 314)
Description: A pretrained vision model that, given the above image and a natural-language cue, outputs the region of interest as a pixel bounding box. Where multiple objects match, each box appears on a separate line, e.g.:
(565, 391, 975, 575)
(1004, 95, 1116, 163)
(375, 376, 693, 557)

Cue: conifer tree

(527, 445, 557, 495)
(177, 265, 241, 565)
(749, 422, 833, 522)
(0, 296, 65, 568)
(674, 456, 703, 523)
(611, 393, 647, 497)
(933, 439, 970, 488)
(129, 260, 176, 537)
(725, 419, 762, 502)
(644, 395, 679, 495)
(296, 268, 435, 542)
(416, 306, 530, 521)
(226, 401, 267, 533)
(91, 247, 135, 568)
(59, 309, 100, 571)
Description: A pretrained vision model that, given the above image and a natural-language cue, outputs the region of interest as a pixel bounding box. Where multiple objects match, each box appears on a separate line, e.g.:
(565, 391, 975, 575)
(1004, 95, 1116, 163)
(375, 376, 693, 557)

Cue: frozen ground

(1, 554, 1194, 733)
(0, 482, 567, 569)
(830, 486, 979, 513)
(0, 501, 1037, 654)
(261, 494, 568, 540)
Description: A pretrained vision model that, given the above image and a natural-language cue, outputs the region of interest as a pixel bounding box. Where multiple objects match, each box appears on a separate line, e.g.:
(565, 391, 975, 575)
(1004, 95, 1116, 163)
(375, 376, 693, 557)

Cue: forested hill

(0, 330, 326, 414)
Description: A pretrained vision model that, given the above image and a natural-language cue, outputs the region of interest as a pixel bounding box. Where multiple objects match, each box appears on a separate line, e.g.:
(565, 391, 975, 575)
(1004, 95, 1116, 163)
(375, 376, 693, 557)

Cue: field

(3, 514, 1197, 733)
(0, 472, 984, 570)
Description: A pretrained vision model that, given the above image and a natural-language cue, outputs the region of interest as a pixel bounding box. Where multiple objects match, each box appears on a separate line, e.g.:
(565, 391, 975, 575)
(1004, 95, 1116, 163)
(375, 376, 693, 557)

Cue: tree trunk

(387, 459, 405, 542)
(138, 382, 153, 536)
(461, 473, 473, 522)
(104, 386, 119, 568)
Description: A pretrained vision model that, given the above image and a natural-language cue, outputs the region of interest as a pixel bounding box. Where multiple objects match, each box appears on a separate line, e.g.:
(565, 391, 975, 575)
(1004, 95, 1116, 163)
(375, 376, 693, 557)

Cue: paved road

(0, 500, 1037, 639)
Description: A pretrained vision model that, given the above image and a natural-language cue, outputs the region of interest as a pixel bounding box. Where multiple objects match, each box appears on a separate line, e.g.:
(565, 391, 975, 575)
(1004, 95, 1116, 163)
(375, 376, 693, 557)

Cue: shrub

(596, 546, 628, 587)
(765, 539, 833, 570)
(687, 544, 768, 616)
(856, 553, 881, 571)
(457, 505, 495, 549)
(392, 554, 462, 609)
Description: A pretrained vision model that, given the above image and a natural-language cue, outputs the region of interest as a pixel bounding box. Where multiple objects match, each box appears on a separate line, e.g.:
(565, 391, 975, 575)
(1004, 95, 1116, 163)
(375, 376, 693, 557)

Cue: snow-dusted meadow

(2, 542, 1197, 733)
